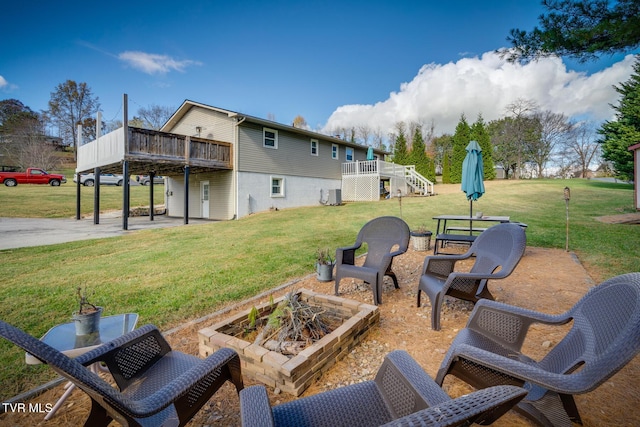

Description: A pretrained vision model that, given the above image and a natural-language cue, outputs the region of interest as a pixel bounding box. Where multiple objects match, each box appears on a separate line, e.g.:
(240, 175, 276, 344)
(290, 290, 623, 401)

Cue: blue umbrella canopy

(366, 146, 374, 160)
(461, 140, 485, 220)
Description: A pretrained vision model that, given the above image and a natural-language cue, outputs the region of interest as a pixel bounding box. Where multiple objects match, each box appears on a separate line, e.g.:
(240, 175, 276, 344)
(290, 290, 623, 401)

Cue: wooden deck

(127, 128, 232, 174)
(78, 127, 232, 175)
(341, 159, 434, 201)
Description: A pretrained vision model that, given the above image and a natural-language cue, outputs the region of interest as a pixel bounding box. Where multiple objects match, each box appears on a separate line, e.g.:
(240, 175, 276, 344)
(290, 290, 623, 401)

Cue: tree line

(0, 80, 174, 171)
(328, 0, 640, 182)
(329, 57, 638, 183)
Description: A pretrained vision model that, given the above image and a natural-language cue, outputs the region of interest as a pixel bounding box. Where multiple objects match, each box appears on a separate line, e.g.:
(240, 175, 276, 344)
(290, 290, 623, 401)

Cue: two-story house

(76, 99, 390, 221)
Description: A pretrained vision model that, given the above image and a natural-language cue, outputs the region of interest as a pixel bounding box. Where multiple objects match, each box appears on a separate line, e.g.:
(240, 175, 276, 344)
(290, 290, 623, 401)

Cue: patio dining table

(432, 215, 510, 254)
(433, 214, 511, 235)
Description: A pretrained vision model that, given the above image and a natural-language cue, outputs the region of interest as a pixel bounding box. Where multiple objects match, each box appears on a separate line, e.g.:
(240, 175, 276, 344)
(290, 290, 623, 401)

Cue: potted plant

(315, 248, 335, 282)
(72, 286, 103, 336)
(410, 225, 432, 251)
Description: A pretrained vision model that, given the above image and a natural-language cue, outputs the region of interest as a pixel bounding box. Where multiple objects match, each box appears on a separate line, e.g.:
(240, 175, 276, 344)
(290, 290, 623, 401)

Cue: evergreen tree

(598, 55, 640, 181)
(433, 134, 453, 181)
(450, 115, 471, 183)
(426, 155, 436, 183)
(408, 126, 436, 183)
(409, 126, 427, 171)
(393, 122, 409, 164)
(505, 0, 640, 63)
(442, 154, 451, 184)
(471, 115, 496, 180)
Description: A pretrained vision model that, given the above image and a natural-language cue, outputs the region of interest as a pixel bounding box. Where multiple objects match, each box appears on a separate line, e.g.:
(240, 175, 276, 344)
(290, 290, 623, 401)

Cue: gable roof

(162, 99, 388, 155)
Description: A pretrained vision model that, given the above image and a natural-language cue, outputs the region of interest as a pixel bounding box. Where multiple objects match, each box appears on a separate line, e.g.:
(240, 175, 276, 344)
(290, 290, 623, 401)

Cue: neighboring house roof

(162, 100, 388, 156)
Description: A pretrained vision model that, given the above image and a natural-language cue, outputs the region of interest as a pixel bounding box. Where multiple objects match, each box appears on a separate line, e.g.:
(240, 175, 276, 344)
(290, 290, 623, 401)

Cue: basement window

(271, 176, 284, 197)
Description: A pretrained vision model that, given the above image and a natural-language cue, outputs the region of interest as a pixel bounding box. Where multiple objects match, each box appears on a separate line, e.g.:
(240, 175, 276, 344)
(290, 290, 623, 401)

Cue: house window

(346, 147, 354, 162)
(264, 128, 278, 149)
(271, 176, 284, 197)
(310, 139, 318, 156)
(332, 144, 339, 160)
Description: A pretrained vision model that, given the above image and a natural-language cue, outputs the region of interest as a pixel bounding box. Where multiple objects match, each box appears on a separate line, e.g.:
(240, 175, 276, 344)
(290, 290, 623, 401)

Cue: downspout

(232, 116, 246, 220)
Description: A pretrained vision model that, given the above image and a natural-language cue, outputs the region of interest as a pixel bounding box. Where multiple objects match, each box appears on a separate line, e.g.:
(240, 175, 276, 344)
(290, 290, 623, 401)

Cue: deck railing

(128, 128, 231, 166)
(341, 159, 434, 196)
(78, 127, 232, 172)
(342, 160, 380, 175)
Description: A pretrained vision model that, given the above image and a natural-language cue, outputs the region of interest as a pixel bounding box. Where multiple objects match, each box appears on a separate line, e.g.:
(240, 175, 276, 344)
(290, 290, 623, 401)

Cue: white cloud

(0, 75, 18, 91)
(323, 52, 636, 137)
(118, 51, 201, 75)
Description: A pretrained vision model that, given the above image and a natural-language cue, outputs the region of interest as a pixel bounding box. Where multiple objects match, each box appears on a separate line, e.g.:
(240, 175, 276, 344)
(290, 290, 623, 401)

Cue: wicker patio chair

(0, 321, 243, 427)
(417, 222, 526, 330)
(335, 216, 410, 305)
(239, 350, 526, 427)
(435, 272, 640, 426)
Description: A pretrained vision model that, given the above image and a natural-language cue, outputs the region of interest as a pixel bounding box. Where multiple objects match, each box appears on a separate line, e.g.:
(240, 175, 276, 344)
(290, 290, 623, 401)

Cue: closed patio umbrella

(461, 140, 485, 233)
(367, 146, 374, 161)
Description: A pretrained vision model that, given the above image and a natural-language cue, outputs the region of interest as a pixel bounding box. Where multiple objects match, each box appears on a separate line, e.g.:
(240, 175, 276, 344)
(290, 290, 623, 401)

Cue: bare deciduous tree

(527, 110, 573, 178)
(563, 121, 601, 178)
(136, 104, 175, 130)
(292, 115, 308, 129)
(372, 127, 386, 150)
(504, 98, 539, 178)
(48, 80, 100, 161)
(357, 125, 371, 147)
(5, 115, 60, 170)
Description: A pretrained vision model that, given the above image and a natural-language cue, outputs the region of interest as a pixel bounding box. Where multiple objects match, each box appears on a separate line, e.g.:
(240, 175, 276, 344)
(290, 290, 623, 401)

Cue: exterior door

(200, 181, 210, 218)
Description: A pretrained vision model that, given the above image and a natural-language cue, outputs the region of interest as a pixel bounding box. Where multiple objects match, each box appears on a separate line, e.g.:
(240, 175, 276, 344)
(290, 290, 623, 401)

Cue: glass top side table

(26, 313, 138, 364)
(24, 313, 138, 420)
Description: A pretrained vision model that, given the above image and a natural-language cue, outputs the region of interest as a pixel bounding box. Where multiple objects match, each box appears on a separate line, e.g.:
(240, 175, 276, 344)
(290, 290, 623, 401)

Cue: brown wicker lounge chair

(239, 349, 527, 427)
(335, 216, 410, 305)
(0, 321, 243, 427)
(436, 272, 640, 426)
(417, 222, 526, 330)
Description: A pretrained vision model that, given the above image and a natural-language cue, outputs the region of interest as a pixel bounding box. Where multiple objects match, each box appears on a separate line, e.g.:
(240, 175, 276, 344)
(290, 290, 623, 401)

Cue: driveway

(0, 214, 210, 250)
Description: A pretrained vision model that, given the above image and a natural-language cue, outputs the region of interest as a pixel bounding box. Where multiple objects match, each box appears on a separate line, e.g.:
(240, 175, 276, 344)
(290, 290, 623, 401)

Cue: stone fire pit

(198, 289, 379, 396)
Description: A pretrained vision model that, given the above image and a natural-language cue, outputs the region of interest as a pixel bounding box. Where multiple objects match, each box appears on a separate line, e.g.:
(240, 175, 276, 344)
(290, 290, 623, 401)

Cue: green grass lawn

(0, 180, 165, 218)
(0, 178, 638, 399)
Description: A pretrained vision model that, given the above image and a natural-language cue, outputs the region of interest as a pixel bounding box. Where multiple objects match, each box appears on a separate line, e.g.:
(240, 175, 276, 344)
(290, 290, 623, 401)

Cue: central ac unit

(327, 189, 342, 205)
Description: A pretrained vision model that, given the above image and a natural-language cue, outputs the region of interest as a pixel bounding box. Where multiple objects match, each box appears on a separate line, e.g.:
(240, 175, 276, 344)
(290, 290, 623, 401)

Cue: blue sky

(1, 1, 637, 139)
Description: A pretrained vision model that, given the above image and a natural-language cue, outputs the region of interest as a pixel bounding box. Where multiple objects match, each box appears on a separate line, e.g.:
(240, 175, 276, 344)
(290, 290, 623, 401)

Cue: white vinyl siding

(165, 171, 234, 220)
(238, 124, 344, 179)
(165, 107, 235, 142)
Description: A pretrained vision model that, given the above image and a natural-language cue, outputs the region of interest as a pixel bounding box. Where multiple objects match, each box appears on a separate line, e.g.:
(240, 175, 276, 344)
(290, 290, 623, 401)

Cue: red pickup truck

(0, 168, 67, 187)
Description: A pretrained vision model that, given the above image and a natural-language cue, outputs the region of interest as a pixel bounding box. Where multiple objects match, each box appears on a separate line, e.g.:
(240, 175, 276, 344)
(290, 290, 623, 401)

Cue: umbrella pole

(469, 200, 473, 236)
